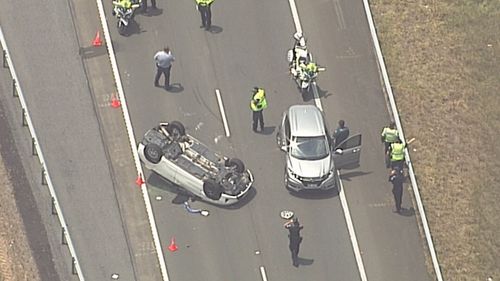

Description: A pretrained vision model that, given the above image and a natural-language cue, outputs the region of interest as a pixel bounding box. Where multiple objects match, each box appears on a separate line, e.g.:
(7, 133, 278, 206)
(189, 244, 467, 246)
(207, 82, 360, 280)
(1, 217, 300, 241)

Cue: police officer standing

(195, 0, 214, 30)
(250, 87, 267, 132)
(284, 217, 303, 267)
(333, 119, 350, 147)
(389, 167, 405, 213)
(388, 138, 406, 170)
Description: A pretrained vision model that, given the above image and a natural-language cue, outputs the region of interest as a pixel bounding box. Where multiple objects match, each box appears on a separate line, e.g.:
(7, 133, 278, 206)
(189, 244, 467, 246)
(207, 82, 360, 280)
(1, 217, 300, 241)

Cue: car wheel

(226, 158, 245, 173)
(203, 179, 223, 200)
(167, 121, 185, 140)
(144, 143, 162, 164)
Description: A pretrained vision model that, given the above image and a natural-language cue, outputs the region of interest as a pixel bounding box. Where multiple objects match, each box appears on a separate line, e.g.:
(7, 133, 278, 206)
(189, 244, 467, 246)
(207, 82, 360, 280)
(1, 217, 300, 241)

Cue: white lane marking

(259, 266, 268, 281)
(338, 171, 368, 281)
(288, 0, 322, 109)
(95, 0, 169, 280)
(287, 0, 303, 34)
(333, 0, 347, 29)
(287, 0, 367, 279)
(360, 0, 444, 279)
(215, 89, 231, 137)
(311, 82, 323, 111)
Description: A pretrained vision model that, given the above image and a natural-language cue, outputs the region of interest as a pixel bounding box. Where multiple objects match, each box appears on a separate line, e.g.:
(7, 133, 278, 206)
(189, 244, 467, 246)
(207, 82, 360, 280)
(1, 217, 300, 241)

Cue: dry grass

(370, 0, 500, 280)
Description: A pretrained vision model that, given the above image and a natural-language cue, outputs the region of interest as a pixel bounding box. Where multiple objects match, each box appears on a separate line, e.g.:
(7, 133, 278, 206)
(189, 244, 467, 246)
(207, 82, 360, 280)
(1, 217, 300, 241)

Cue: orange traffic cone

(92, 31, 103, 47)
(135, 174, 144, 186)
(168, 237, 178, 252)
(111, 95, 121, 108)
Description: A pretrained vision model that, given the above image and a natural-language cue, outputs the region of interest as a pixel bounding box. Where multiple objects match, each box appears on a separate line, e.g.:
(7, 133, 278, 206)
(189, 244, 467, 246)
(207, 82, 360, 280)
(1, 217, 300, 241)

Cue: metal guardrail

(0, 26, 85, 280)
(361, 1, 444, 280)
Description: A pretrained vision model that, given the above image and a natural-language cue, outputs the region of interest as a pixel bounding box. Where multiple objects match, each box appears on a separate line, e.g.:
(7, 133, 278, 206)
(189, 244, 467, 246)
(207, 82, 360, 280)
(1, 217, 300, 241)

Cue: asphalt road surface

(0, 0, 433, 280)
(107, 0, 432, 280)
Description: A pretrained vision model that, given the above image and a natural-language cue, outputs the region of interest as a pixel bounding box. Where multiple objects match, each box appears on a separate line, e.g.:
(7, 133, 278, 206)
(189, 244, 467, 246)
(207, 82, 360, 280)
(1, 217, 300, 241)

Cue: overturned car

(138, 121, 254, 206)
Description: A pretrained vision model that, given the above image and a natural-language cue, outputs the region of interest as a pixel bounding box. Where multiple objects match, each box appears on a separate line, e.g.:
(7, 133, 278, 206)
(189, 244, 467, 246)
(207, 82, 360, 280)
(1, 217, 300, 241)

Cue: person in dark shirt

(333, 119, 350, 148)
(389, 167, 405, 213)
(284, 217, 303, 267)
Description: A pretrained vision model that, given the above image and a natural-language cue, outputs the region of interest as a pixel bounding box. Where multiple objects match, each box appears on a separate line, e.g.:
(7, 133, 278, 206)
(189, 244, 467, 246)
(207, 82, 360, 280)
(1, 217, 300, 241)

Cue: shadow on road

(165, 83, 184, 93)
(339, 170, 372, 181)
(289, 188, 339, 200)
(207, 25, 223, 34)
(141, 8, 163, 17)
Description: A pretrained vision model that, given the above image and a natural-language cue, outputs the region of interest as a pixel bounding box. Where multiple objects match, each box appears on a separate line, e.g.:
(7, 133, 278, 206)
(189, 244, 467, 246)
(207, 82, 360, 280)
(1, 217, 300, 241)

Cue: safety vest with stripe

(196, 0, 214, 6)
(390, 143, 405, 161)
(250, 89, 267, 112)
(381, 127, 399, 143)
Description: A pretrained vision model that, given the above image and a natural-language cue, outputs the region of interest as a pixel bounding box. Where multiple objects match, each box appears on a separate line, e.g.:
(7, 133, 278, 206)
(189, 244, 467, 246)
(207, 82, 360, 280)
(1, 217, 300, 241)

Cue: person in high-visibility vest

(381, 122, 399, 152)
(250, 87, 268, 132)
(195, 0, 215, 30)
(382, 122, 399, 167)
(389, 138, 406, 170)
(113, 0, 132, 10)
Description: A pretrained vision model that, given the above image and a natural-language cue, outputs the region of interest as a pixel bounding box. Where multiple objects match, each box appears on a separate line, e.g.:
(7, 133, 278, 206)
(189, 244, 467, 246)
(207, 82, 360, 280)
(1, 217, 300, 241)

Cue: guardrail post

(32, 138, 37, 156)
(41, 168, 47, 185)
(12, 79, 17, 97)
(2, 50, 6, 68)
(71, 257, 77, 275)
(62, 227, 67, 245)
(51, 197, 57, 215)
(22, 108, 27, 126)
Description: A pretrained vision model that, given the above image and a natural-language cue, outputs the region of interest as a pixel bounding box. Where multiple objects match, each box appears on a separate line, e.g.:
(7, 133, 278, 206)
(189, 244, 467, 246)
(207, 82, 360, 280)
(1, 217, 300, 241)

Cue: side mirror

(334, 148, 343, 155)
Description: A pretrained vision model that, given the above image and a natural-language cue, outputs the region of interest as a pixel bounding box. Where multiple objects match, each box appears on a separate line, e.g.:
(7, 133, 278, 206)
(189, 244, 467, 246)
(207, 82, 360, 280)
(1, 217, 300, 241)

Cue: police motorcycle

(287, 32, 326, 93)
(112, 0, 142, 36)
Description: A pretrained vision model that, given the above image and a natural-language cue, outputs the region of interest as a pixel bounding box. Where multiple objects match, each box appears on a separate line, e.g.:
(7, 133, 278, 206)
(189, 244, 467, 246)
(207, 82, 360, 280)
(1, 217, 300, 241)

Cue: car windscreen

(290, 136, 329, 160)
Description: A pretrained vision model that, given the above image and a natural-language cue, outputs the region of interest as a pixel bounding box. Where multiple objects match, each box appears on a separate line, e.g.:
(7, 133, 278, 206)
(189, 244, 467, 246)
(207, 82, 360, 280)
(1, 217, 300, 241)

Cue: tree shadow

(207, 25, 223, 34)
(339, 170, 372, 181)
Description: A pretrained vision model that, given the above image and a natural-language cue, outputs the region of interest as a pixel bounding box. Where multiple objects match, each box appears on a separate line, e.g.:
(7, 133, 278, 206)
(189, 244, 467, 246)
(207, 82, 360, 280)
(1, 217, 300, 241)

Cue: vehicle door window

(284, 116, 291, 145)
(337, 134, 362, 150)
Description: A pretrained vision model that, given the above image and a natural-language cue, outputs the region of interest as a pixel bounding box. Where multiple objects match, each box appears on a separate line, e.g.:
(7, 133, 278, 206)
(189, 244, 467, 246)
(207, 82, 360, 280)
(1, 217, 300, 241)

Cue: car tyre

(167, 121, 185, 140)
(144, 143, 162, 164)
(203, 179, 223, 200)
(226, 158, 245, 173)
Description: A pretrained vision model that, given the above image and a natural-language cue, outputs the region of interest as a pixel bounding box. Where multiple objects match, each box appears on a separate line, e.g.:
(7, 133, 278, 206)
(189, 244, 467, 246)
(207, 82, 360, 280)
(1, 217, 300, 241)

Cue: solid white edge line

(215, 89, 231, 137)
(287, 0, 367, 279)
(95, 1, 170, 280)
(287, 0, 303, 34)
(360, 0, 444, 280)
(311, 82, 323, 111)
(338, 171, 368, 281)
(259, 266, 268, 281)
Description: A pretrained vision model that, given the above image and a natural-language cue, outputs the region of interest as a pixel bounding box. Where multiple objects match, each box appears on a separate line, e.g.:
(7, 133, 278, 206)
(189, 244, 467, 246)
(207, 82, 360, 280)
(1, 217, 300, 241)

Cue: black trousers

(198, 4, 212, 28)
(392, 182, 403, 212)
(154, 66, 171, 87)
(289, 236, 302, 266)
(390, 159, 404, 170)
(252, 110, 264, 131)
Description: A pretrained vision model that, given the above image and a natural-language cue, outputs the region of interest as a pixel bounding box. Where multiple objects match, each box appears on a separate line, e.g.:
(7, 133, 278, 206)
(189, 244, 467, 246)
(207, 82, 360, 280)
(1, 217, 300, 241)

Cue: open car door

(333, 134, 362, 170)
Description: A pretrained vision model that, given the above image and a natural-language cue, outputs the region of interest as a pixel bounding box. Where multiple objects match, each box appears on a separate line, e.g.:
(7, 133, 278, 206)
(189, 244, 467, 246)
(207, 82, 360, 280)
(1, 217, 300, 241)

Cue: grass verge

(370, 0, 500, 280)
